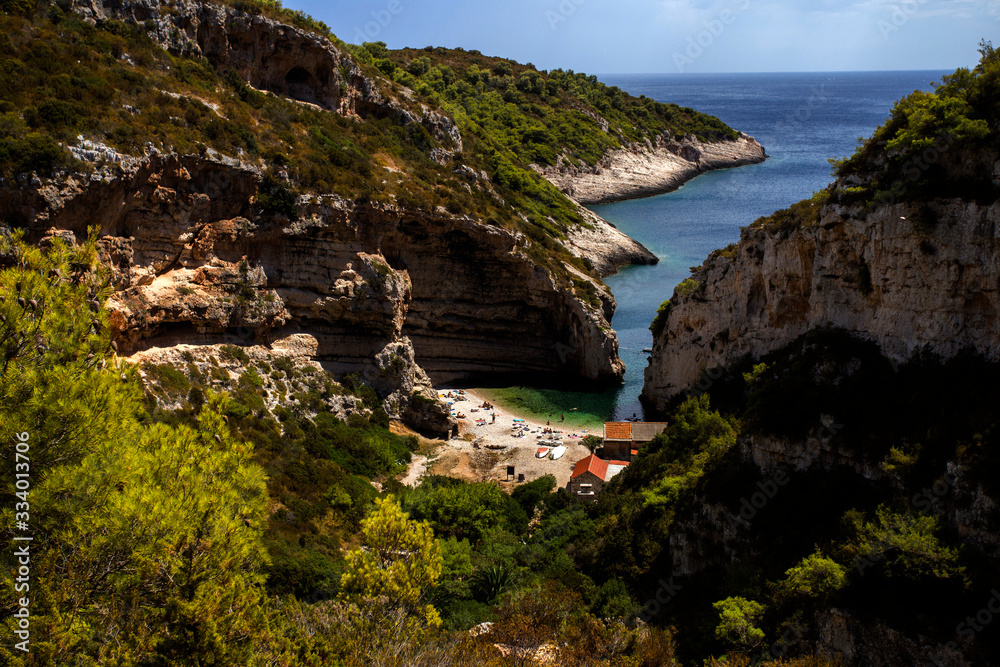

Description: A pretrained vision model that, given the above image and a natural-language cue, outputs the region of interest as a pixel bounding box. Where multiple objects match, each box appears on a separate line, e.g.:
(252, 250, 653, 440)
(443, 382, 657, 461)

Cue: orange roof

(572, 455, 609, 480)
(630, 449, 639, 457)
(604, 422, 632, 440)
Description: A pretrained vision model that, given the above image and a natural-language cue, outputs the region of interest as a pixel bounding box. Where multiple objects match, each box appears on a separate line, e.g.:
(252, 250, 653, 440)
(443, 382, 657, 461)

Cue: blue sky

(289, 0, 997, 73)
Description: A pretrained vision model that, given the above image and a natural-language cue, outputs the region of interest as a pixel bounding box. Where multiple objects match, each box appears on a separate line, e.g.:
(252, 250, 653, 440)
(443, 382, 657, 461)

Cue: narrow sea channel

(475, 71, 946, 423)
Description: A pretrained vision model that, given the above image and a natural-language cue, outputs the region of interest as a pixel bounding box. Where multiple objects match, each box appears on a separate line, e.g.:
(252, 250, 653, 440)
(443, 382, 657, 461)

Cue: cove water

(477, 71, 948, 426)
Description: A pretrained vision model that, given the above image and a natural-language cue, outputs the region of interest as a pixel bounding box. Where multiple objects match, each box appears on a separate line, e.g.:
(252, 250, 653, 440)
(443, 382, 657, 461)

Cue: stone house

(568, 454, 629, 500)
(602, 422, 669, 460)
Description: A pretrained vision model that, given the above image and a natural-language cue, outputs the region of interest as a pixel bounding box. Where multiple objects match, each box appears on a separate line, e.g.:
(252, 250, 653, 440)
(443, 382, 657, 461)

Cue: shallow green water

(470, 386, 618, 432)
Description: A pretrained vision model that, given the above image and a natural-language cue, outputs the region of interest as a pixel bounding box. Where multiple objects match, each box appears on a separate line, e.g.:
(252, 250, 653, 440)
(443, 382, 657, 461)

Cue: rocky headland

(536, 132, 766, 205)
(0, 0, 772, 438)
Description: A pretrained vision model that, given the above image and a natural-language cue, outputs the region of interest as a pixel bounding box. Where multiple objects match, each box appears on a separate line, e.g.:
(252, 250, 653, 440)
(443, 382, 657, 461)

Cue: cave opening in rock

(284, 67, 317, 103)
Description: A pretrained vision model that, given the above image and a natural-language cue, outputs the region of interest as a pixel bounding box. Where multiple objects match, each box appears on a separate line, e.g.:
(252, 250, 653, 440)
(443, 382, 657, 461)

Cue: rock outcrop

(562, 204, 658, 277)
(642, 195, 1000, 412)
(71, 0, 463, 148)
(3, 147, 625, 431)
(0, 0, 644, 435)
(536, 132, 766, 205)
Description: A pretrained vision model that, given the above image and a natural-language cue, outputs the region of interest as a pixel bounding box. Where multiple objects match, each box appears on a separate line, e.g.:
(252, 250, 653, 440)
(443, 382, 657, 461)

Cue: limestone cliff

(4, 146, 624, 427)
(536, 132, 766, 205)
(641, 193, 1000, 412)
(636, 58, 1000, 664)
(71, 0, 463, 148)
(0, 0, 643, 432)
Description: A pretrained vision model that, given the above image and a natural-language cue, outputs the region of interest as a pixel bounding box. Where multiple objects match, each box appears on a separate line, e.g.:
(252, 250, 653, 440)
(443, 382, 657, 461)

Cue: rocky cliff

(71, 0, 462, 147)
(536, 132, 766, 205)
(4, 144, 625, 433)
(641, 192, 1000, 412)
(635, 54, 1000, 665)
(0, 0, 651, 433)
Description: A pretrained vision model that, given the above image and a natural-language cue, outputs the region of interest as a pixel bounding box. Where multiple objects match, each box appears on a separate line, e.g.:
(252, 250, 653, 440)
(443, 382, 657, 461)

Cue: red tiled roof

(630, 449, 639, 457)
(572, 454, 609, 480)
(604, 422, 632, 440)
(608, 460, 630, 467)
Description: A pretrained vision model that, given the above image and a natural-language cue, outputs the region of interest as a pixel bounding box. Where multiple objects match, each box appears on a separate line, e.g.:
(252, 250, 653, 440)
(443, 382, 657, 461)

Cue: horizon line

(592, 68, 955, 76)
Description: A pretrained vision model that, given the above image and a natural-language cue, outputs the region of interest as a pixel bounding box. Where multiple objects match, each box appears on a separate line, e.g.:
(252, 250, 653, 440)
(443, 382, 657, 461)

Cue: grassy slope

(0, 0, 743, 284)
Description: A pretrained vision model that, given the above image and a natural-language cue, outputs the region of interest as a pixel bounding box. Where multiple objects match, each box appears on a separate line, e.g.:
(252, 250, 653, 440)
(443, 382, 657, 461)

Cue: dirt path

(398, 454, 428, 487)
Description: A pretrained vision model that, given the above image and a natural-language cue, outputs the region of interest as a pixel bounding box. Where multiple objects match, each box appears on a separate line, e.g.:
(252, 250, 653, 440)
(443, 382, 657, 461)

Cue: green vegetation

(833, 40, 1000, 207)
(0, 231, 272, 665)
(650, 298, 671, 337)
(582, 434, 602, 454)
(749, 189, 830, 235)
(339, 497, 444, 633)
(712, 597, 765, 653)
(5, 3, 998, 663)
(775, 551, 847, 601)
(379, 45, 737, 168)
(1, 233, 950, 666)
(0, 4, 740, 291)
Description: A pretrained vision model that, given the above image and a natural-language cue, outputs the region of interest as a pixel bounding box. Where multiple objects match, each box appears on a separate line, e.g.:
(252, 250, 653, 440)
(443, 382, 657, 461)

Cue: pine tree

(0, 230, 273, 665)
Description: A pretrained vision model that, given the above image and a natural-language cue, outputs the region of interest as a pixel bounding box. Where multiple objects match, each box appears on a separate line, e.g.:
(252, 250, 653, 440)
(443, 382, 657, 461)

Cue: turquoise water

(483, 71, 948, 421)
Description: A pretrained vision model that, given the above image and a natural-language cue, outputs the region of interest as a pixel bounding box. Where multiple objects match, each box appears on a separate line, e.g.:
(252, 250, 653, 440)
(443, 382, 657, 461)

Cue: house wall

(568, 471, 604, 500)
(603, 440, 632, 460)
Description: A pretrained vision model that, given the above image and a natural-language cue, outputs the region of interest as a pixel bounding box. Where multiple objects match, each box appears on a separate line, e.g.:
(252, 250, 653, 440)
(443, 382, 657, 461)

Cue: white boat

(536, 447, 550, 458)
(549, 445, 566, 460)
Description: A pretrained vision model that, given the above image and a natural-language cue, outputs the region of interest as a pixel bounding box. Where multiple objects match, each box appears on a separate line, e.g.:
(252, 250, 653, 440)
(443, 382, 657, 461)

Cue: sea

(474, 71, 949, 429)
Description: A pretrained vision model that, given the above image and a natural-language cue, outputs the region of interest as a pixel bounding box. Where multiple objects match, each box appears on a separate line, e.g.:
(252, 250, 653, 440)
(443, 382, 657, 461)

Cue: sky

(289, 0, 998, 74)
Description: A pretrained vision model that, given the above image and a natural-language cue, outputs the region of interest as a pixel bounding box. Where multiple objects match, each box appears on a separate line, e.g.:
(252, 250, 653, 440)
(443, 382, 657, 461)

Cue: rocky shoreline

(562, 204, 659, 277)
(536, 132, 766, 206)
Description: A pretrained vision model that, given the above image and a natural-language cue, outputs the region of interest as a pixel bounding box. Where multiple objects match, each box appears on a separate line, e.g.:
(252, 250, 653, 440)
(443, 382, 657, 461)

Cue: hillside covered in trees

(3, 0, 999, 663)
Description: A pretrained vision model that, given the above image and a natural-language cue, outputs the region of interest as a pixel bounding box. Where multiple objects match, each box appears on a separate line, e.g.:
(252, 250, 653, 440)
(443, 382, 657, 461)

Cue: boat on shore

(549, 445, 566, 460)
(536, 447, 550, 458)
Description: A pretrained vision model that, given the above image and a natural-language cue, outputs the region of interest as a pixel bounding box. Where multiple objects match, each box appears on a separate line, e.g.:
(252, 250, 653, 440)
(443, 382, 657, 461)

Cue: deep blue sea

(476, 71, 948, 425)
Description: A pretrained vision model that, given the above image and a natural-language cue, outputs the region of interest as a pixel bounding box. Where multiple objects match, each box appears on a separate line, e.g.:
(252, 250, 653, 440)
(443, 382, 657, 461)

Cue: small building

(568, 454, 629, 500)
(602, 422, 669, 460)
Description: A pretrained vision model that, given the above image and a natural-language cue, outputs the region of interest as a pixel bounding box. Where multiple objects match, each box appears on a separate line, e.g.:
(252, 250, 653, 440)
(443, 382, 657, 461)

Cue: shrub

(650, 299, 671, 337)
(255, 174, 299, 219)
(777, 551, 847, 600)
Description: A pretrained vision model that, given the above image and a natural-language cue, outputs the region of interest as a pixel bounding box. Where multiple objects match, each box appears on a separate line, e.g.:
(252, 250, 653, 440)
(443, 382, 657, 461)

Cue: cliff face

(642, 194, 1000, 411)
(0, 0, 640, 427)
(71, 0, 463, 148)
(536, 132, 766, 205)
(6, 142, 623, 425)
